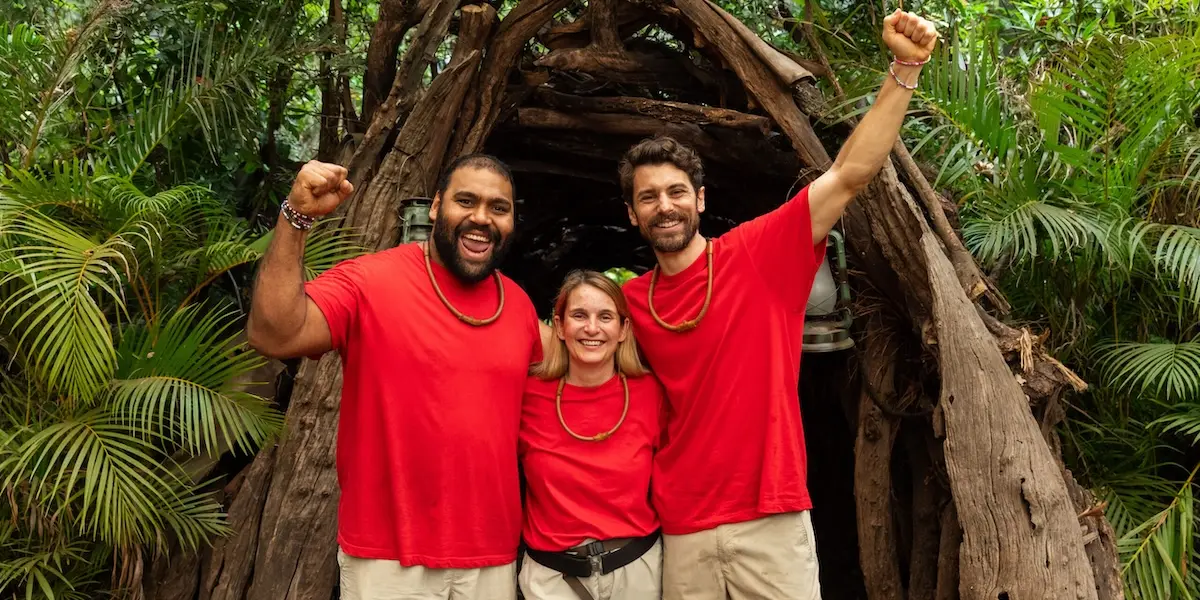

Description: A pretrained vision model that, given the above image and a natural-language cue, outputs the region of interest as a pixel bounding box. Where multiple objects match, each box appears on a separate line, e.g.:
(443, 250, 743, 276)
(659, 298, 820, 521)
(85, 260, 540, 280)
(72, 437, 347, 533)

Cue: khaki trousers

(519, 539, 663, 600)
(662, 511, 821, 600)
(337, 548, 516, 600)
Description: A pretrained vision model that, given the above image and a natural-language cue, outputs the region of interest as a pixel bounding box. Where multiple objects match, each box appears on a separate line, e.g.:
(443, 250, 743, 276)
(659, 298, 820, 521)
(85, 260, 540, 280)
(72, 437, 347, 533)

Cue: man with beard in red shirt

(247, 154, 541, 600)
(619, 10, 939, 599)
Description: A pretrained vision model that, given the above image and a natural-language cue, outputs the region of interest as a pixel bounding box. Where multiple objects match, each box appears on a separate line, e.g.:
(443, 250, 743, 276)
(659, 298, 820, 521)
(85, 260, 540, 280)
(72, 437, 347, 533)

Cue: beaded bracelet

(281, 198, 316, 231)
(889, 61, 919, 90)
(893, 56, 930, 66)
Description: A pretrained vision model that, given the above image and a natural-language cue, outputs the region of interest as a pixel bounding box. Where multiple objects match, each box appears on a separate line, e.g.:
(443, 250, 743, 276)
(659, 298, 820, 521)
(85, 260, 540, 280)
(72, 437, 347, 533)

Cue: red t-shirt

(622, 185, 825, 535)
(305, 242, 542, 568)
(519, 373, 663, 551)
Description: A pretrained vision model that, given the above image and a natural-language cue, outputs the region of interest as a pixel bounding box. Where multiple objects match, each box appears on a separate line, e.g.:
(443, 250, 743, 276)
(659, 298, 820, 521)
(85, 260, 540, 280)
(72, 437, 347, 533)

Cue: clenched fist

(882, 10, 938, 63)
(288, 160, 354, 217)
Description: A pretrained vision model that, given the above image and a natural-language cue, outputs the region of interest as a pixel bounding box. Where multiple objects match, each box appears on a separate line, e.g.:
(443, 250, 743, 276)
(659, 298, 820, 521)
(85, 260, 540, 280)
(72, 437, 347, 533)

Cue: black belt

(525, 530, 660, 579)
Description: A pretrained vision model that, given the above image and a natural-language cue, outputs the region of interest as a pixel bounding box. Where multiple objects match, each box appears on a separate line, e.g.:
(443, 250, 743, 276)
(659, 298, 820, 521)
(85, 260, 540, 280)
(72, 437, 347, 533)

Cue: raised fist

(882, 10, 938, 63)
(288, 160, 354, 217)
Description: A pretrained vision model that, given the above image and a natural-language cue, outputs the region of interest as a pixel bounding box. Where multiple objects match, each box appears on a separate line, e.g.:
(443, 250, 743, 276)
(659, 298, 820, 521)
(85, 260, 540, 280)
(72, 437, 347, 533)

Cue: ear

(429, 193, 441, 222)
(626, 202, 639, 228)
(553, 314, 566, 341)
(618, 318, 630, 344)
(696, 186, 706, 214)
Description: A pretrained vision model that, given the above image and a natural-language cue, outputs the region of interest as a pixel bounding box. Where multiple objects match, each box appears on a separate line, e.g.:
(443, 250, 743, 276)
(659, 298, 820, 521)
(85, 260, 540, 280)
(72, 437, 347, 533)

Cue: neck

(655, 233, 707, 276)
(565, 360, 616, 388)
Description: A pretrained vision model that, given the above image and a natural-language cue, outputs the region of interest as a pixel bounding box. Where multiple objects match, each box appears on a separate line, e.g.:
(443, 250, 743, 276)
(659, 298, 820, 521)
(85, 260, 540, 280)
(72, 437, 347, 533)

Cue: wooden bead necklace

(556, 373, 629, 442)
(424, 241, 504, 326)
(648, 239, 713, 332)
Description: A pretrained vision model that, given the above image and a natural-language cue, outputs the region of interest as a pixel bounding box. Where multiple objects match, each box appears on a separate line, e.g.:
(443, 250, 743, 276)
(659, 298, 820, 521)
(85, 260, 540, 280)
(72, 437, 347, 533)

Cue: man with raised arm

(247, 155, 541, 600)
(617, 10, 939, 599)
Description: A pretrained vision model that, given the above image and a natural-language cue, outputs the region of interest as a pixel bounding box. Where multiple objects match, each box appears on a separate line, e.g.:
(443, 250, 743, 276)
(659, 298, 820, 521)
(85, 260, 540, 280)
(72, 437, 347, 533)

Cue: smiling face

(429, 165, 515, 284)
(555, 283, 628, 370)
(627, 163, 705, 253)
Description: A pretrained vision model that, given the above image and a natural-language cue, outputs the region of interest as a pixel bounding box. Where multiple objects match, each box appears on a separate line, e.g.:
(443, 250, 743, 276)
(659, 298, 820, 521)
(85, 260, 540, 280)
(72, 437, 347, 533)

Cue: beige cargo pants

(662, 511, 821, 600)
(337, 549, 516, 600)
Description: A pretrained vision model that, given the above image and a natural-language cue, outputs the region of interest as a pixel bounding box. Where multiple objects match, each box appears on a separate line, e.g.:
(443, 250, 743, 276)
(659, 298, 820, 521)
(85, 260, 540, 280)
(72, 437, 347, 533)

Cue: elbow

(246, 319, 285, 360)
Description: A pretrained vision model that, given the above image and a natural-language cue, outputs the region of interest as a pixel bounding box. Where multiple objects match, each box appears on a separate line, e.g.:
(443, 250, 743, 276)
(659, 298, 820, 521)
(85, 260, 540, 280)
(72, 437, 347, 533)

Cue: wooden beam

(532, 87, 771, 132)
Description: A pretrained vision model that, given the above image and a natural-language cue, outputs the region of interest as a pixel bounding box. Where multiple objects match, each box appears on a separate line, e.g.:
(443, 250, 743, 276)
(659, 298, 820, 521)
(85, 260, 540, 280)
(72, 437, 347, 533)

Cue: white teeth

(463, 233, 490, 243)
(579, 340, 603, 347)
(655, 221, 680, 228)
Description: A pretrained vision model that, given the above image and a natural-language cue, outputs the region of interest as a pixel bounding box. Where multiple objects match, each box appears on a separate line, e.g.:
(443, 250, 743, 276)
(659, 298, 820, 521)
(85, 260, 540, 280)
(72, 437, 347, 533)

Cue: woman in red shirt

(520, 270, 663, 600)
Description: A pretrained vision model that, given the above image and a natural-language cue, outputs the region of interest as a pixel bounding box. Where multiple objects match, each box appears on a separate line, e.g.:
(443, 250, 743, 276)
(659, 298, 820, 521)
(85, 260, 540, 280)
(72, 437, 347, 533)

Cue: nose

(468, 203, 490, 225)
(654, 192, 674, 214)
(582, 317, 601, 335)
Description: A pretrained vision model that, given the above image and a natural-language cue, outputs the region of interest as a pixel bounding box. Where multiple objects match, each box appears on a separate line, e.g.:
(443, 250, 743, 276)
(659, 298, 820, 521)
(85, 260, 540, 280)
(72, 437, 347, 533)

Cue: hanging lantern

(398, 197, 434, 244)
(803, 230, 854, 353)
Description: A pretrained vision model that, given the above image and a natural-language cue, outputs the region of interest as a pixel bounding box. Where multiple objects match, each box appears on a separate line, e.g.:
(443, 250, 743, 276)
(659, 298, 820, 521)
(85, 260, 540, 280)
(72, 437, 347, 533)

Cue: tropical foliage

(0, 2, 360, 597)
(798, 0, 1200, 596)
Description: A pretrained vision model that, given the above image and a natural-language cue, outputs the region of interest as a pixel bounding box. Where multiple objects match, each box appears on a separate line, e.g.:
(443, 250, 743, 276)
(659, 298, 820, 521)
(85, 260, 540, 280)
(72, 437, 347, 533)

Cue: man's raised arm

(247, 161, 353, 359)
(809, 10, 939, 242)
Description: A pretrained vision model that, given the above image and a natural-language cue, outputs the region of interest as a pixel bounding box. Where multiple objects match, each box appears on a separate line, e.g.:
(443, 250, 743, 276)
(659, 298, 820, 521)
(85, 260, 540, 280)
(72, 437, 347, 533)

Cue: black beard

(431, 213, 509, 284)
(641, 210, 699, 253)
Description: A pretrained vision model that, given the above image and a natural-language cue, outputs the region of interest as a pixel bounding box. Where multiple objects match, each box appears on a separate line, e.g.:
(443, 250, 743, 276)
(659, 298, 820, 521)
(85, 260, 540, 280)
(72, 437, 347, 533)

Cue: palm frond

(1116, 463, 1199, 600)
(0, 208, 129, 404)
(1153, 404, 1200, 446)
(109, 20, 287, 177)
(0, 538, 97, 600)
(1095, 339, 1200, 403)
(110, 305, 282, 456)
(911, 35, 1023, 187)
(0, 410, 228, 548)
(1147, 224, 1200, 307)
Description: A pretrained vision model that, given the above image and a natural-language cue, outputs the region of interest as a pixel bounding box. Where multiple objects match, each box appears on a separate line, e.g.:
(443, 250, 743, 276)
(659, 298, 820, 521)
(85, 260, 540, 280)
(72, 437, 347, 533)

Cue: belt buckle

(588, 553, 602, 576)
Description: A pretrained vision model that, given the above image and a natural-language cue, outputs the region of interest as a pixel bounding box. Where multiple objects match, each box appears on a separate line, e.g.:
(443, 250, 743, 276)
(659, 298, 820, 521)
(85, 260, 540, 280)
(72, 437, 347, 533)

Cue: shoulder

(339, 242, 420, 273)
(626, 373, 664, 399)
(622, 271, 651, 299)
(524, 374, 557, 397)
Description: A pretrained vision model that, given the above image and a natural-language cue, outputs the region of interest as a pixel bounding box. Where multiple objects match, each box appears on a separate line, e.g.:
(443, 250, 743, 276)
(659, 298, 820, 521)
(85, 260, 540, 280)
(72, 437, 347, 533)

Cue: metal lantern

(398, 197, 434, 244)
(803, 230, 854, 353)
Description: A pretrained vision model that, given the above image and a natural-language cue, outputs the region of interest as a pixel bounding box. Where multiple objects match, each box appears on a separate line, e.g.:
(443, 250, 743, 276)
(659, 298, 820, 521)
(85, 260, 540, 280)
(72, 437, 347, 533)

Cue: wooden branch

(532, 87, 771, 132)
(935, 501, 962, 600)
(905, 428, 942, 600)
(534, 46, 697, 87)
(539, 2, 650, 49)
(667, 0, 829, 169)
(201, 447, 277, 600)
(340, 75, 363, 135)
(892, 139, 1011, 313)
(317, 0, 346, 161)
(456, 0, 574, 156)
(855, 323, 905, 600)
(589, 0, 623, 50)
(346, 0, 457, 194)
(708, 0, 812, 86)
(350, 51, 486, 249)
(927, 229, 1099, 598)
(362, 0, 417, 122)
(515, 107, 793, 173)
(450, 3, 497, 67)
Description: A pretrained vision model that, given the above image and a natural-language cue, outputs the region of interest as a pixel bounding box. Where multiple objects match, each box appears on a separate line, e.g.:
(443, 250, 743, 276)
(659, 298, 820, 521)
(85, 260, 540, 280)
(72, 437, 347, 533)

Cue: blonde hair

(531, 270, 649, 380)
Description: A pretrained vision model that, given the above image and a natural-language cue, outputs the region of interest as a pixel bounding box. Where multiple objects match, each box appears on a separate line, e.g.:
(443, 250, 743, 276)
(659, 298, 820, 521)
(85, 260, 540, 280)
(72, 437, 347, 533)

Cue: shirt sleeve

(303, 255, 370, 354)
(725, 184, 827, 312)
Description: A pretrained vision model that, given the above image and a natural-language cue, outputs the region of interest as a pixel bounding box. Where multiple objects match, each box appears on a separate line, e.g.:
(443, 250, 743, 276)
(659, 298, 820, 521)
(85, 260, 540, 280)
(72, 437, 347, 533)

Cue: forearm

(831, 63, 921, 188)
(247, 213, 309, 351)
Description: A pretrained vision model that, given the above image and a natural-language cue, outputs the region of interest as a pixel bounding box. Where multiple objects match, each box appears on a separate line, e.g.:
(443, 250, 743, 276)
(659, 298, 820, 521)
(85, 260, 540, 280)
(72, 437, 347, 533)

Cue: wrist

(280, 198, 316, 231)
(888, 60, 922, 90)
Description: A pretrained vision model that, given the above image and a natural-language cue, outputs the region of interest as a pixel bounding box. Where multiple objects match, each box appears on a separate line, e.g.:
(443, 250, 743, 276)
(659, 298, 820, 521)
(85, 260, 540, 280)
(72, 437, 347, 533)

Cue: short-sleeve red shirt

(305, 242, 542, 568)
(623, 185, 826, 535)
